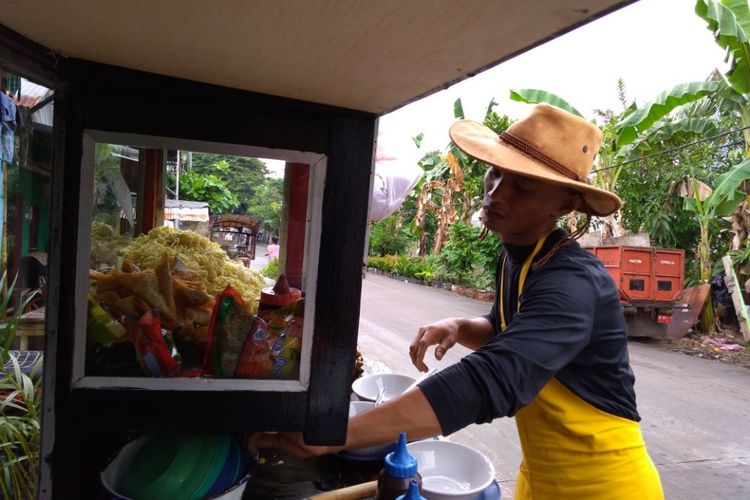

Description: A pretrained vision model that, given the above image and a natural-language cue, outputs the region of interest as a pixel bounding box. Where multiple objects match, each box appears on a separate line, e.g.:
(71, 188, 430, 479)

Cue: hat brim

(450, 120, 622, 217)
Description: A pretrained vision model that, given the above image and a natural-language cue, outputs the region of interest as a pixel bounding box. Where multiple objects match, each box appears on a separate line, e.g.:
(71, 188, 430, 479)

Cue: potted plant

(0, 273, 42, 499)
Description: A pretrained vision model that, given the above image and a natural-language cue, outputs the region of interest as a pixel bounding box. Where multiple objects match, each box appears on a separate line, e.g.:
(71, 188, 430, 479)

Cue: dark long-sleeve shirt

(419, 229, 639, 435)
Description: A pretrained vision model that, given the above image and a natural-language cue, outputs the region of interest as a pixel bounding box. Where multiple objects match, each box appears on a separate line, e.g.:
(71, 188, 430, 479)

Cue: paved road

(356, 272, 750, 499)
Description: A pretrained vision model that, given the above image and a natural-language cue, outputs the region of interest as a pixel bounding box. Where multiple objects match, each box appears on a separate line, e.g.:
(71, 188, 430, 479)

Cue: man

(252, 104, 664, 499)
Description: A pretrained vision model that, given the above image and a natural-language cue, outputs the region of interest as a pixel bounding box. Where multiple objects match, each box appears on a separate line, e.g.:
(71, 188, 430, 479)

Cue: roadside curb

(365, 268, 494, 303)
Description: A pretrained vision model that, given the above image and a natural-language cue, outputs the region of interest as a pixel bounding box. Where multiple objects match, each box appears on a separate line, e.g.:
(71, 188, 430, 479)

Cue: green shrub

(369, 215, 415, 256)
(368, 254, 437, 281)
(261, 257, 279, 279)
(367, 255, 400, 273)
(436, 222, 502, 289)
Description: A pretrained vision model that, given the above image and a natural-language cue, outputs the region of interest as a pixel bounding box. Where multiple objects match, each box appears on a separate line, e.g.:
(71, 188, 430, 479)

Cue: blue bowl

(205, 438, 242, 498)
(190, 434, 231, 500)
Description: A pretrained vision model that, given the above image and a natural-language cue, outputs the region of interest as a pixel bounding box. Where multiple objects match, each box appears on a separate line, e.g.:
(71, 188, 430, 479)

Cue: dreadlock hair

(532, 194, 593, 271)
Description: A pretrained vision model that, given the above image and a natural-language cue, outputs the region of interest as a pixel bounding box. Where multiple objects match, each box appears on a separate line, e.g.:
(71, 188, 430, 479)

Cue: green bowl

(121, 433, 218, 500)
(120, 434, 183, 498)
(189, 434, 231, 500)
(172, 434, 219, 500)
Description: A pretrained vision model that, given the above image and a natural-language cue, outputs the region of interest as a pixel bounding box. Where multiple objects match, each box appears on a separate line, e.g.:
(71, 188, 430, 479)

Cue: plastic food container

(100, 434, 252, 500)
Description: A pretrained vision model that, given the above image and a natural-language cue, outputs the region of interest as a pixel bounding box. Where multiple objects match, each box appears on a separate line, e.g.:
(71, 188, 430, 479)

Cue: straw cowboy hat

(449, 104, 622, 216)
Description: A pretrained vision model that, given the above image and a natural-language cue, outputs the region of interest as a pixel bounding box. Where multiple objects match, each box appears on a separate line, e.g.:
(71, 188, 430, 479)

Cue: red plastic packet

(204, 285, 274, 378)
(135, 309, 181, 377)
(235, 319, 274, 378)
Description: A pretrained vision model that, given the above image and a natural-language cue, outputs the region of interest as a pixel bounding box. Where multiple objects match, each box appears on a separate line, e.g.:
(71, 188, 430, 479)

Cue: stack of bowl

(336, 401, 398, 460)
(351, 373, 417, 402)
(101, 433, 249, 500)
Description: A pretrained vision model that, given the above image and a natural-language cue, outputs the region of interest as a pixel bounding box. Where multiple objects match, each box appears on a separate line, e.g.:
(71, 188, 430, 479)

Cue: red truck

(587, 246, 685, 338)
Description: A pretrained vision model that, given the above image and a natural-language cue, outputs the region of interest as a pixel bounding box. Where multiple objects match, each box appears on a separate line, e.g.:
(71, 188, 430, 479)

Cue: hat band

(499, 132, 585, 183)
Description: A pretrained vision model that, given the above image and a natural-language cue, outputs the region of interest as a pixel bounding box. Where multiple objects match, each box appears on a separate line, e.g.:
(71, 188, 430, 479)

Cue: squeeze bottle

(376, 432, 422, 500)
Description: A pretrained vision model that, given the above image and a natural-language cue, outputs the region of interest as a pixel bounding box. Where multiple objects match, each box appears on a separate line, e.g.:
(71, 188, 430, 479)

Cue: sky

(377, 0, 729, 165)
(264, 0, 729, 176)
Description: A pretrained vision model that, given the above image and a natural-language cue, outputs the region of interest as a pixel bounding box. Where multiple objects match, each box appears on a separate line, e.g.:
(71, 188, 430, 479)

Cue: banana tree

(681, 160, 750, 330)
(413, 98, 512, 255)
(512, 83, 721, 239)
(696, 0, 750, 254)
(449, 97, 513, 223)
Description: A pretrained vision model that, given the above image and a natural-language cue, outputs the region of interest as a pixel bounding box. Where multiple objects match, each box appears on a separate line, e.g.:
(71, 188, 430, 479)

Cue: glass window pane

(85, 141, 312, 383)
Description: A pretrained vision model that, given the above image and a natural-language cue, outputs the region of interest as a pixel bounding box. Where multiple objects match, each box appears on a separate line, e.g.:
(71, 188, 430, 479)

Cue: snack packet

(86, 293, 127, 349)
(205, 286, 274, 378)
(135, 309, 182, 377)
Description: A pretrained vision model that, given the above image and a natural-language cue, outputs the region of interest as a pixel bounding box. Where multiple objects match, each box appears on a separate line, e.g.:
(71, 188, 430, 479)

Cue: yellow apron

(499, 236, 664, 500)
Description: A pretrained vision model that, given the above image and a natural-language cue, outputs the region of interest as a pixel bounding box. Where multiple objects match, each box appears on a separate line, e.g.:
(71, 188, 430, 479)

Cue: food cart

(0, 1, 636, 497)
(210, 214, 261, 266)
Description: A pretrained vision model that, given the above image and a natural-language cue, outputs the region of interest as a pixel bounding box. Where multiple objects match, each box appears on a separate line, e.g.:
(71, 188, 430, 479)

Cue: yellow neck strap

(499, 234, 549, 332)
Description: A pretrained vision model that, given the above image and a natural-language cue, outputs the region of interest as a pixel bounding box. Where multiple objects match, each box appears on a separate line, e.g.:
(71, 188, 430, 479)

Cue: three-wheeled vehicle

(209, 214, 261, 267)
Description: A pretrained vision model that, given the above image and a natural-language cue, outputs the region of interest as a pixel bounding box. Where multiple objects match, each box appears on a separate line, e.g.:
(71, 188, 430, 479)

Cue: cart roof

(0, 1, 633, 114)
(213, 214, 261, 231)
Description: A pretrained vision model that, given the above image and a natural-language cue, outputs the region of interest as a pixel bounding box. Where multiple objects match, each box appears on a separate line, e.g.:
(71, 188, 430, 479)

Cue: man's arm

(249, 387, 441, 457)
(455, 316, 496, 349)
(410, 316, 495, 371)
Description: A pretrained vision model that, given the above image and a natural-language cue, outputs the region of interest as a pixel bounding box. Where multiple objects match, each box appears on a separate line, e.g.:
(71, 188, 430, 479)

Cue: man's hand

(246, 432, 340, 458)
(409, 318, 461, 372)
(410, 317, 496, 371)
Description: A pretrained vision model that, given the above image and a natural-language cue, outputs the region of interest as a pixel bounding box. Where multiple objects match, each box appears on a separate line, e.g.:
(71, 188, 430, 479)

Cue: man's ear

(553, 191, 581, 217)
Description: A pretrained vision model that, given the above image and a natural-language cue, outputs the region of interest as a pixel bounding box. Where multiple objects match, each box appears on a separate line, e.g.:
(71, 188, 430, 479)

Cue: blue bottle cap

(384, 432, 418, 478)
(395, 479, 425, 500)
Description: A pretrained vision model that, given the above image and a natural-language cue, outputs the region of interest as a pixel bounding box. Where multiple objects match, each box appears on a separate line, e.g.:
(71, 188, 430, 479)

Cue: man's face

(482, 166, 576, 243)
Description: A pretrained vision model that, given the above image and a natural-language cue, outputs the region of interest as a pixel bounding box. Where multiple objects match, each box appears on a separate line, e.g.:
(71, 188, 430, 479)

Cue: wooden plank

(63, 58, 374, 154)
(304, 115, 376, 445)
(69, 389, 307, 431)
(310, 480, 378, 500)
(11, 309, 48, 352)
(41, 79, 85, 499)
(0, 24, 58, 88)
(721, 255, 750, 342)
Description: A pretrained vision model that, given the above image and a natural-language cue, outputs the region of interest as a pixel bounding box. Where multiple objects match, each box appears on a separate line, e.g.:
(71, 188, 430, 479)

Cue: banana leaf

(696, 0, 750, 95)
(706, 158, 750, 216)
(619, 117, 720, 158)
(454, 98, 465, 119)
(615, 81, 719, 149)
(484, 97, 499, 121)
(509, 89, 582, 117)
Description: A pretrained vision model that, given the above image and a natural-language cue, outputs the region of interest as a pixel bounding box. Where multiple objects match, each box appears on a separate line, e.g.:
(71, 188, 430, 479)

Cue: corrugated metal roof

(14, 77, 50, 108)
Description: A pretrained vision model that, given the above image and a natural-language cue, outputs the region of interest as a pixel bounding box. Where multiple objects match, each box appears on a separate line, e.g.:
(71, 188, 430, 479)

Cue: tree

(368, 213, 414, 256)
(510, 83, 720, 239)
(190, 153, 269, 204)
(413, 98, 513, 255)
(246, 177, 284, 235)
(166, 159, 239, 214)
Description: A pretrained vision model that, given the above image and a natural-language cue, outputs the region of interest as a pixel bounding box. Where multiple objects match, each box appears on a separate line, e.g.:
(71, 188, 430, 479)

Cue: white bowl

(406, 440, 495, 500)
(351, 373, 417, 402)
(340, 401, 397, 458)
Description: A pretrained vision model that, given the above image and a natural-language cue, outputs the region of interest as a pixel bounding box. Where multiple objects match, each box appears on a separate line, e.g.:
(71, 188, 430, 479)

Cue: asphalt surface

(356, 272, 750, 499)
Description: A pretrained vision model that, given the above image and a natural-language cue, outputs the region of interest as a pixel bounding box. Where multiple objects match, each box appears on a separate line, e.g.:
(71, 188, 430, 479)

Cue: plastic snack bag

(135, 309, 182, 377)
(205, 285, 274, 379)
